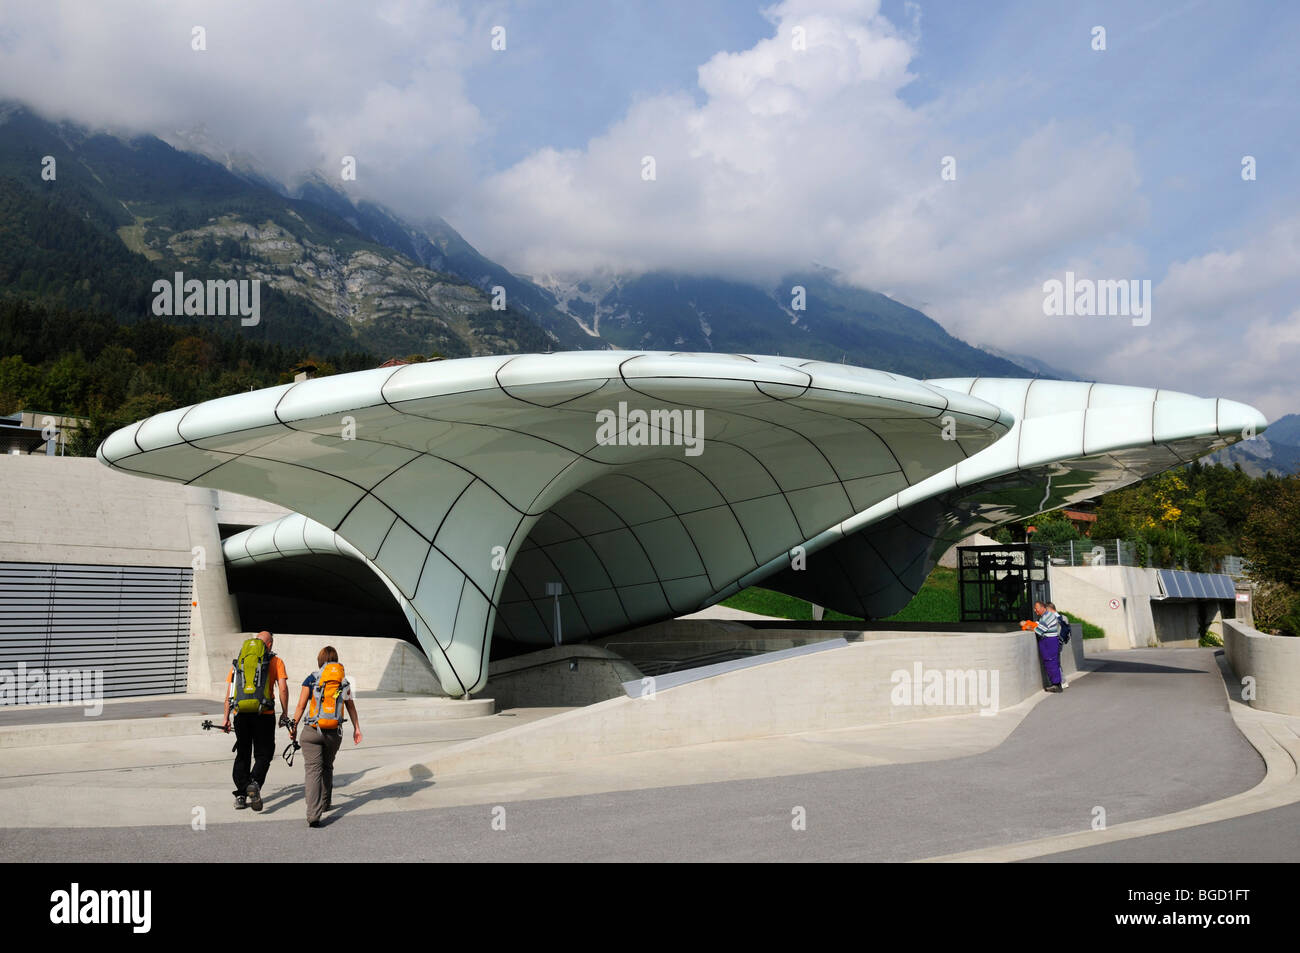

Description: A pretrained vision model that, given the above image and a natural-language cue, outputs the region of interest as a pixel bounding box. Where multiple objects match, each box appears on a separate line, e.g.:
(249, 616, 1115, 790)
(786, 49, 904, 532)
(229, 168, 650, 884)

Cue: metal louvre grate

(0, 562, 193, 701)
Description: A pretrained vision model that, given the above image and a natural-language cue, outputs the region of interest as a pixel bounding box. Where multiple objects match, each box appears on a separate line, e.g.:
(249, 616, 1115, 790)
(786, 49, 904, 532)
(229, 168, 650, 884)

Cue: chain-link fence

(1043, 540, 1249, 574)
(1219, 555, 1250, 577)
(1044, 539, 1140, 567)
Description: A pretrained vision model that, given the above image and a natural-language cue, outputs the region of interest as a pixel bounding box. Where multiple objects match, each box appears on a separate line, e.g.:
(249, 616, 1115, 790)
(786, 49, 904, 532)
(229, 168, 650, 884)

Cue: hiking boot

(308, 819, 321, 828)
(247, 781, 263, 812)
(234, 795, 247, 810)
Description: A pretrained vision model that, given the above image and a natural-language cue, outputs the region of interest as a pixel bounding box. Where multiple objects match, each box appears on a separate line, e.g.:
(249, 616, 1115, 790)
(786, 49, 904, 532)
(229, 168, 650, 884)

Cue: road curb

(915, 651, 1300, 862)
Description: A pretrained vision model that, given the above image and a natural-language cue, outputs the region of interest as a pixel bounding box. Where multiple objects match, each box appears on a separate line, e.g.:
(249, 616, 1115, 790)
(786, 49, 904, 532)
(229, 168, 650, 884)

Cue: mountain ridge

(1, 99, 1035, 381)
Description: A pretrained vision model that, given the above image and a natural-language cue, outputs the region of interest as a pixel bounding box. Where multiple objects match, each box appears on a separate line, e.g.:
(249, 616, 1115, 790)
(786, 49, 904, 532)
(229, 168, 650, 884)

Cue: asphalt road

(1, 649, 1269, 862)
(1028, 799, 1300, 863)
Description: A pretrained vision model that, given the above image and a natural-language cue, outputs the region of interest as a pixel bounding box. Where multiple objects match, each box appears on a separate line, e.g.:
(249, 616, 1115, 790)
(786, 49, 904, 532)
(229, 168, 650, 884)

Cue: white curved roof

(98, 352, 1264, 696)
(759, 378, 1266, 617)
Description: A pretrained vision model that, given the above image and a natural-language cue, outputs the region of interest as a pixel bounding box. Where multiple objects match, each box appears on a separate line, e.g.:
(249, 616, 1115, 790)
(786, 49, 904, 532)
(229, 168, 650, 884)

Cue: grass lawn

(719, 565, 1106, 638)
(718, 587, 863, 621)
(880, 567, 959, 622)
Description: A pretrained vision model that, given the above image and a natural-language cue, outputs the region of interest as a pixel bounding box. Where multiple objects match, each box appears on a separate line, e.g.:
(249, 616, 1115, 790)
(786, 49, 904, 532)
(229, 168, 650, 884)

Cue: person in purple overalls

(1032, 601, 1064, 693)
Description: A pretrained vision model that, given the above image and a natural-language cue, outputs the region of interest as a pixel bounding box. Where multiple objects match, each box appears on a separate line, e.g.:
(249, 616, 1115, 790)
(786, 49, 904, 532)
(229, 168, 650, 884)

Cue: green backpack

(232, 638, 274, 714)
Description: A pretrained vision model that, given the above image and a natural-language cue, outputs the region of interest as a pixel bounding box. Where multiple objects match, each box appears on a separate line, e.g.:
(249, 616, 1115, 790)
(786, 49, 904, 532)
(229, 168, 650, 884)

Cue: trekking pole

(201, 719, 238, 752)
(279, 713, 300, 766)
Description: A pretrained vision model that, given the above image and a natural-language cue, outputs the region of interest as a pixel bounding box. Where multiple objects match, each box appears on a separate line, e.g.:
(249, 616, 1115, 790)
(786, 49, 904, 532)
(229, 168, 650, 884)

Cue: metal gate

(0, 562, 193, 702)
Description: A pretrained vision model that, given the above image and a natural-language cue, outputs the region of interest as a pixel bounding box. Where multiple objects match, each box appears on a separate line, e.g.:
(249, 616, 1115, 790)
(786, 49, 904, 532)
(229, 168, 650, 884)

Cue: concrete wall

(211, 490, 289, 528)
(0, 456, 269, 696)
(1150, 599, 1235, 648)
(1224, 619, 1300, 715)
(0, 455, 198, 568)
(486, 644, 642, 708)
(1232, 587, 1255, 629)
(235, 633, 443, 698)
(597, 618, 766, 645)
(419, 628, 1084, 776)
(1052, 563, 1239, 650)
(1050, 564, 1163, 649)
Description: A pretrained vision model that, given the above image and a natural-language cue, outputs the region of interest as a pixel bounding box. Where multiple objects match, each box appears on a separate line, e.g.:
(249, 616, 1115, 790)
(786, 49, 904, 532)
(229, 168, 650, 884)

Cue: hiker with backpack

(221, 630, 290, 812)
(1048, 602, 1071, 687)
(289, 646, 362, 827)
(1029, 601, 1065, 693)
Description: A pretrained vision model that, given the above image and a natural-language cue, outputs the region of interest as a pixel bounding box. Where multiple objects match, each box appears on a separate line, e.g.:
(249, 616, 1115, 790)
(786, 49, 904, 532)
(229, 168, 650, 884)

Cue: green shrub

(1061, 611, 1105, 640)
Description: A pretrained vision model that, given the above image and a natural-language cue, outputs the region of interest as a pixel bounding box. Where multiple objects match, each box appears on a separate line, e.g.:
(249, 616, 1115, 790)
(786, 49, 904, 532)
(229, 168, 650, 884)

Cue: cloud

(457, 0, 1292, 418)
(0, 0, 486, 211)
(942, 215, 1300, 421)
(1139, 218, 1300, 421)
(0, 0, 1291, 416)
(462, 1, 1155, 372)
(466, 0, 929, 279)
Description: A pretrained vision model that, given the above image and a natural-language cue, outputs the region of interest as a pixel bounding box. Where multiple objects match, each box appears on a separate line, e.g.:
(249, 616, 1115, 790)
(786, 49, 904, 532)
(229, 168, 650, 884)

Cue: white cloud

(946, 215, 1300, 421)
(0, 0, 485, 211)
(463, 0, 1150, 346)
(458, 0, 1295, 418)
(465, 0, 931, 279)
(0, 0, 1291, 417)
(1138, 219, 1300, 421)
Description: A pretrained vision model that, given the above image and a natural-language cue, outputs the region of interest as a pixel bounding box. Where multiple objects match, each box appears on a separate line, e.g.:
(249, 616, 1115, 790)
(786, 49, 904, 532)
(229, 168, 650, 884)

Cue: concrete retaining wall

(242, 633, 443, 697)
(1050, 564, 1161, 649)
(486, 644, 642, 708)
(1050, 564, 1236, 650)
(1224, 619, 1300, 715)
(0, 456, 250, 695)
(412, 628, 1084, 777)
(0, 458, 420, 700)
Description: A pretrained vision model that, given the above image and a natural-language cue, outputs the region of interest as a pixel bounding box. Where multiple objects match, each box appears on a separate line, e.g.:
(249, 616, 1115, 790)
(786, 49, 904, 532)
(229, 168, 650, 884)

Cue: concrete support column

(183, 487, 243, 696)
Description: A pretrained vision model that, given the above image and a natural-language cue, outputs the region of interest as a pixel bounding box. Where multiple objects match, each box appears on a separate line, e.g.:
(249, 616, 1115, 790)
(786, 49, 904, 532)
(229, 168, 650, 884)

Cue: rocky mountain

(976, 343, 1072, 380)
(291, 180, 596, 351)
(0, 104, 553, 359)
(0, 100, 1034, 380)
(533, 268, 1031, 379)
(1203, 413, 1300, 475)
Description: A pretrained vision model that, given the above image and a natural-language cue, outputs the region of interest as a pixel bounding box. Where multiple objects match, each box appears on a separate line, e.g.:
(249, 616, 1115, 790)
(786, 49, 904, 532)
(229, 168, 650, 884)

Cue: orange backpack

(306, 663, 346, 730)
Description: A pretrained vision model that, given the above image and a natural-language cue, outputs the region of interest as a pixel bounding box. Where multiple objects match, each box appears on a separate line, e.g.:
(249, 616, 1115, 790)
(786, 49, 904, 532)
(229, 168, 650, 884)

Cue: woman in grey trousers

(289, 645, 362, 827)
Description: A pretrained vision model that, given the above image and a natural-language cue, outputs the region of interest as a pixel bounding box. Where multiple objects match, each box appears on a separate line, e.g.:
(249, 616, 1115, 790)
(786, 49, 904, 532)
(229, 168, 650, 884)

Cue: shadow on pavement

(1092, 659, 1208, 675)
(319, 764, 435, 825)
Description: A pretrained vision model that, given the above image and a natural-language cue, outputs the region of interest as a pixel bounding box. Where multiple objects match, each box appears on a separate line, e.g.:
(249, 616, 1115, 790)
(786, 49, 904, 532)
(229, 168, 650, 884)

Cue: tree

(1241, 477, 1300, 590)
(1241, 476, 1300, 636)
(0, 355, 40, 414)
(1027, 510, 1084, 547)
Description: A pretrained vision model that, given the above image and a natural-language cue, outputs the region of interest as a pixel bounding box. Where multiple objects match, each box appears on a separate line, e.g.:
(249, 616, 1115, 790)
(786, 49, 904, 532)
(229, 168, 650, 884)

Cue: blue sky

(0, 0, 1296, 417)
(464, 2, 774, 167)
(462, 0, 1297, 284)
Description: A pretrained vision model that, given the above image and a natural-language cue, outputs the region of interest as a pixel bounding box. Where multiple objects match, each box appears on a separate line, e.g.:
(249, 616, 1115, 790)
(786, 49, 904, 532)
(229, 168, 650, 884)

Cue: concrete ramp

(375, 628, 1084, 780)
